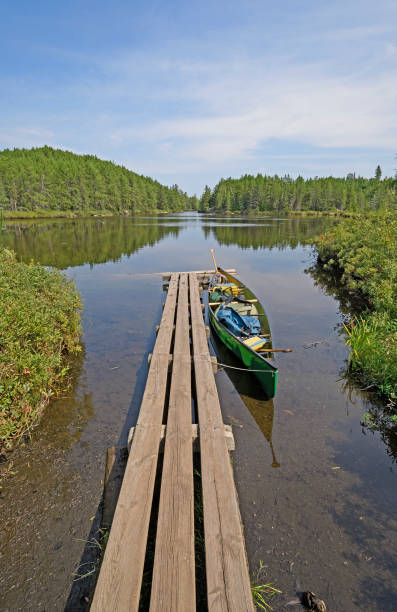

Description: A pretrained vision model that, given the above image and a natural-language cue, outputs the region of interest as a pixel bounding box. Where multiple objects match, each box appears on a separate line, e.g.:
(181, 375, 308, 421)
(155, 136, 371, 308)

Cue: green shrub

(314, 214, 397, 399)
(0, 248, 82, 447)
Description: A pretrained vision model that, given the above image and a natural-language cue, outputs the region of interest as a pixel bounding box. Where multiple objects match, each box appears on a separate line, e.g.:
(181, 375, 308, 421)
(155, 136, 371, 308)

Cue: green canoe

(208, 267, 278, 398)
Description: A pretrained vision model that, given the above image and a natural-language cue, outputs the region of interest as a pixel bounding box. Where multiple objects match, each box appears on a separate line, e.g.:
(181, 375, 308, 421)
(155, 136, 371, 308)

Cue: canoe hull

(209, 306, 277, 398)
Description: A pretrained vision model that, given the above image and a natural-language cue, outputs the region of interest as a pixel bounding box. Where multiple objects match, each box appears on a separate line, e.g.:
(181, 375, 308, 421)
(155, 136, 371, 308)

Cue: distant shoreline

(1, 208, 357, 220)
(1, 209, 181, 220)
(200, 209, 356, 218)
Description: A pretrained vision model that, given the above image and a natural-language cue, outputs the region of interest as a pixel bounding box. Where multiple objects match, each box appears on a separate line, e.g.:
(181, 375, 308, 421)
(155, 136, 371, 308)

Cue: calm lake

(0, 213, 396, 611)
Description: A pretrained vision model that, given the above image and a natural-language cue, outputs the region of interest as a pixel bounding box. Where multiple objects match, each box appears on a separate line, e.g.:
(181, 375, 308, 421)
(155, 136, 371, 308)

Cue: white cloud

(104, 58, 397, 173)
(2, 2, 397, 191)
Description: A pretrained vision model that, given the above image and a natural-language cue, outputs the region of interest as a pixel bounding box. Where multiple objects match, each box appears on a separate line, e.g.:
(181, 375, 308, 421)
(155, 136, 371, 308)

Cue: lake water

(0, 213, 396, 611)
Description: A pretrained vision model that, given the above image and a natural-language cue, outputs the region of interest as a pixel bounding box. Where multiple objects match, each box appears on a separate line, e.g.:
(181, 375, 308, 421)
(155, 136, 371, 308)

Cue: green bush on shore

(0, 248, 82, 448)
(314, 214, 397, 400)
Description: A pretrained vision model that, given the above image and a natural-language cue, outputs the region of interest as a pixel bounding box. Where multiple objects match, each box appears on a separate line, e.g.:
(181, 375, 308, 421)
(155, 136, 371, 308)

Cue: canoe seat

(243, 336, 268, 351)
(213, 283, 239, 297)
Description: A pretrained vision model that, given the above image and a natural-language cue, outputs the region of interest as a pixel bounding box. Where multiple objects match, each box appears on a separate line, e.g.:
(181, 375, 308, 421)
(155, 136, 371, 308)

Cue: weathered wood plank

(189, 272, 254, 612)
(155, 324, 210, 336)
(150, 273, 195, 610)
(148, 352, 218, 372)
(162, 268, 237, 281)
(91, 274, 179, 612)
(127, 424, 235, 453)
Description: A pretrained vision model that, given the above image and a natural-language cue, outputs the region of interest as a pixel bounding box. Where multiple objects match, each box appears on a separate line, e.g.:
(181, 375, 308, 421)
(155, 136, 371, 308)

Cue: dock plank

(91, 273, 179, 612)
(150, 273, 195, 611)
(189, 272, 254, 612)
(162, 268, 237, 281)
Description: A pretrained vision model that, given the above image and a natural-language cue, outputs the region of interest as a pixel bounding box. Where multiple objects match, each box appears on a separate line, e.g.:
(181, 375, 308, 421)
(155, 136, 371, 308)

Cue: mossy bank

(0, 248, 82, 450)
(313, 214, 397, 402)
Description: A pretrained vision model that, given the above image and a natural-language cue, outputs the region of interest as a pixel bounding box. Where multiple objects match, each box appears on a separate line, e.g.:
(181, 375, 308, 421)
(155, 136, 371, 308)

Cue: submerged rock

(300, 591, 327, 612)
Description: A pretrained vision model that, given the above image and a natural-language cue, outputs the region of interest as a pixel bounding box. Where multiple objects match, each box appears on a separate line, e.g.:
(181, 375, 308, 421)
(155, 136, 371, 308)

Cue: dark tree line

(0, 147, 198, 213)
(199, 172, 397, 213)
(2, 148, 395, 215)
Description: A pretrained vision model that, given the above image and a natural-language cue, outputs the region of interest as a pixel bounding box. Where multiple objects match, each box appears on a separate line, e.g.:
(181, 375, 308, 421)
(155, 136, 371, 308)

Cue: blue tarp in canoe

(217, 306, 261, 337)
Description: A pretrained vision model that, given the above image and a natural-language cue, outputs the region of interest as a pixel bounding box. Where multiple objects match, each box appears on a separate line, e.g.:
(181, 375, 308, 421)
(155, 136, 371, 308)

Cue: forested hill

(0, 147, 198, 213)
(200, 173, 397, 213)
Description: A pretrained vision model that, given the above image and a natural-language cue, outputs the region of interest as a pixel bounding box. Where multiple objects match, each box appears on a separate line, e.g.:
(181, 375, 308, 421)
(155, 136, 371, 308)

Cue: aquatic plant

(0, 248, 82, 448)
(251, 561, 282, 610)
(73, 528, 110, 581)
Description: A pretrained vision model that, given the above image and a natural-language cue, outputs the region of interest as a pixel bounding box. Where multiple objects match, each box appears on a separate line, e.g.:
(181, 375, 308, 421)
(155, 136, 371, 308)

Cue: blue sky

(1, 0, 397, 194)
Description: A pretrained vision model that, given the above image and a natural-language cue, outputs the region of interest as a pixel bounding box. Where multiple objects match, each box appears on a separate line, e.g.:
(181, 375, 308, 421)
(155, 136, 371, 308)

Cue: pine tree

(199, 186, 212, 211)
(0, 147, 191, 214)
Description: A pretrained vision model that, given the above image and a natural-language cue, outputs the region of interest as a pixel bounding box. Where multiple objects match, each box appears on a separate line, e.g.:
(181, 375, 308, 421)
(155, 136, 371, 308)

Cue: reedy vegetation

(0, 146, 198, 214)
(251, 560, 282, 610)
(314, 214, 397, 400)
(0, 248, 82, 448)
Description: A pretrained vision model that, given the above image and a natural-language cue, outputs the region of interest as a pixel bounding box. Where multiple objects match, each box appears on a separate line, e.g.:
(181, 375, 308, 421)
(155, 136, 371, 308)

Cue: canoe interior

(217, 268, 272, 336)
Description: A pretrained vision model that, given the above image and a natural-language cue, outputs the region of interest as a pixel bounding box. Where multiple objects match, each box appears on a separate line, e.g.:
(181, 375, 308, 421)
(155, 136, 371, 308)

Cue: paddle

(210, 248, 218, 275)
(208, 299, 257, 306)
(257, 348, 293, 353)
(209, 248, 222, 287)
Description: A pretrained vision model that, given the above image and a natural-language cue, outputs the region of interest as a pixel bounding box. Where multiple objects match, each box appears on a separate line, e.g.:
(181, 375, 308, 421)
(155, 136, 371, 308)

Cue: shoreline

(1, 208, 357, 221)
(312, 213, 396, 401)
(0, 249, 82, 454)
(0, 209, 185, 220)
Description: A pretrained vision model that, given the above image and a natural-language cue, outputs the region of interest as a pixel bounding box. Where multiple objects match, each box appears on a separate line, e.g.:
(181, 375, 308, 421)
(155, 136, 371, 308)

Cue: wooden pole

(210, 248, 218, 274)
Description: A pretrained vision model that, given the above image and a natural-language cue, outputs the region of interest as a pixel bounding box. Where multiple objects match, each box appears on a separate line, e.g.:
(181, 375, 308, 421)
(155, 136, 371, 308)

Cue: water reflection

(0, 346, 96, 611)
(307, 261, 397, 463)
(307, 259, 368, 316)
(205, 216, 335, 250)
(1, 213, 396, 612)
(210, 331, 280, 467)
(341, 378, 397, 463)
(1, 215, 182, 268)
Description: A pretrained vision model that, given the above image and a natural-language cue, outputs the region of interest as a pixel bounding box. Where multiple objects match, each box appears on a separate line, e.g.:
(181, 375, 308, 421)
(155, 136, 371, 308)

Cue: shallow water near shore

(0, 213, 396, 611)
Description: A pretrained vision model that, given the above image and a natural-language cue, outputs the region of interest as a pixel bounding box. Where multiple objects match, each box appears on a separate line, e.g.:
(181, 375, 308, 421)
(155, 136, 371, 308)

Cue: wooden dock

(91, 271, 254, 611)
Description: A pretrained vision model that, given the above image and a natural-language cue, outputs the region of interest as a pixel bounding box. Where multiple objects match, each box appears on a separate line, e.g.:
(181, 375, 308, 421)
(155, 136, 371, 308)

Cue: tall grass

(343, 314, 397, 398)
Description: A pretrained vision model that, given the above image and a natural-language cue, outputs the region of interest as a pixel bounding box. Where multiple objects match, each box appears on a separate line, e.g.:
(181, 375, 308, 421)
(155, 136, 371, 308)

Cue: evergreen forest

(0, 147, 198, 214)
(199, 173, 397, 213)
(2, 147, 397, 216)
